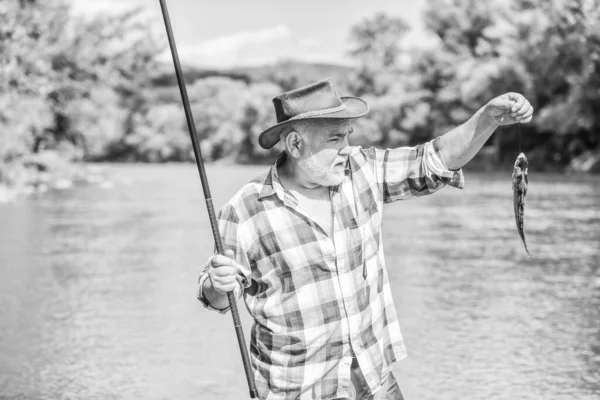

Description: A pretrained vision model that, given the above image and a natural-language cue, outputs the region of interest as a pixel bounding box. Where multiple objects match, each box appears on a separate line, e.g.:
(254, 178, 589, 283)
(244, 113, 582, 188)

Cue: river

(0, 164, 599, 399)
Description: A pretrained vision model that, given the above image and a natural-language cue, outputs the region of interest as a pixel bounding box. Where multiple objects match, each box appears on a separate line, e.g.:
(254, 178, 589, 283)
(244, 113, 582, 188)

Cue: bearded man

(197, 79, 533, 400)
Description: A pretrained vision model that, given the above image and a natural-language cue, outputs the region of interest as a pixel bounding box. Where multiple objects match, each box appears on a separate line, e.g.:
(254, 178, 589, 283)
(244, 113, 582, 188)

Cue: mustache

(333, 157, 348, 166)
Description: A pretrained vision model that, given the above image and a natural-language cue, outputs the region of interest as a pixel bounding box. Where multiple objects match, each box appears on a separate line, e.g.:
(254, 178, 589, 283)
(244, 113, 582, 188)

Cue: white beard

(298, 149, 346, 187)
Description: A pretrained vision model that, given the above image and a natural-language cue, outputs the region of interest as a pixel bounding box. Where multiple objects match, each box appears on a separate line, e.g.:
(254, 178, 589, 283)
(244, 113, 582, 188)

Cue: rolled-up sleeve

(197, 203, 252, 313)
(362, 136, 464, 203)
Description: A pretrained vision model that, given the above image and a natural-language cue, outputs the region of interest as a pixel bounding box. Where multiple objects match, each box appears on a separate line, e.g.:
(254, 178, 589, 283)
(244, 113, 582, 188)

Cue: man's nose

(339, 144, 352, 156)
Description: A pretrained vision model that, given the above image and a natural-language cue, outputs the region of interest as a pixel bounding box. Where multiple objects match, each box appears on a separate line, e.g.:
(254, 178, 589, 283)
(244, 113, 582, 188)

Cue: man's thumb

(492, 97, 514, 110)
(224, 249, 235, 259)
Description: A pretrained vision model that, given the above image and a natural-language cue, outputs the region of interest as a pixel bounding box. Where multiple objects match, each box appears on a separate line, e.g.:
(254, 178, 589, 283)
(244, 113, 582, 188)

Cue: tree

(1, 0, 73, 185)
(347, 13, 410, 96)
(235, 82, 282, 163)
(419, 0, 511, 122)
(52, 7, 165, 160)
(423, 0, 505, 57)
(0, 0, 165, 170)
(417, 0, 600, 168)
(349, 12, 410, 70)
(507, 0, 600, 166)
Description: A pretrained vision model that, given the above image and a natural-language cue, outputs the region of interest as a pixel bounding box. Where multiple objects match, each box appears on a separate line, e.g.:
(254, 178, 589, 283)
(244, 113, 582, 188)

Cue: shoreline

(0, 151, 112, 204)
(2, 152, 598, 205)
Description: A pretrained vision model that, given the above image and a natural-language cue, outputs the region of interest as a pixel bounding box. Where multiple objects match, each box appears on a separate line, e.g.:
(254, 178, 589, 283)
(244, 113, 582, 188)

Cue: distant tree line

(346, 0, 600, 170)
(1, 0, 599, 191)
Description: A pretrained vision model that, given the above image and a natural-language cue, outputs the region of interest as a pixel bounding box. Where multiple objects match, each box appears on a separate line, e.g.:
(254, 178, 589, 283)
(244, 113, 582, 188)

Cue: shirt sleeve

(197, 203, 252, 314)
(362, 136, 465, 203)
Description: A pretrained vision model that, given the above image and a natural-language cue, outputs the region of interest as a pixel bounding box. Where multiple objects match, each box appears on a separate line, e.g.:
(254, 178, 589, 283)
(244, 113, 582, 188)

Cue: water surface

(0, 164, 599, 399)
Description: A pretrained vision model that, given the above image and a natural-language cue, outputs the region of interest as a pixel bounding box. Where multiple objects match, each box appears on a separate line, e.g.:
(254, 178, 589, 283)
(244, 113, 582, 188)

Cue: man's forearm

(439, 106, 499, 170)
(202, 277, 231, 310)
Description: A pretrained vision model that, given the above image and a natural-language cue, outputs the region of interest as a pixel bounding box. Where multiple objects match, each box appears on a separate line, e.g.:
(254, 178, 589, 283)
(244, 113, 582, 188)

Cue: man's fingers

(504, 94, 533, 123)
(520, 109, 534, 123)
(516, 101, 531, 116)
(210, 254, 237, 268)
(214, 281, 237, 294)
(211, 273, 237, 286)
(507, 92, 524, 106)
(210, 272, 238, 294)
(514, 106, 534, 123)
(210, 250, 236, 267)
(211, 265, 237, 277)
(206, 249, 247, 291)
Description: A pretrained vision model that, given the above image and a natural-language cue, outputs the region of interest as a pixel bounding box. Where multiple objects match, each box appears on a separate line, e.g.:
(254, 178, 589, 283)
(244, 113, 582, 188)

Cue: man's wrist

(482, 104, 504, 126)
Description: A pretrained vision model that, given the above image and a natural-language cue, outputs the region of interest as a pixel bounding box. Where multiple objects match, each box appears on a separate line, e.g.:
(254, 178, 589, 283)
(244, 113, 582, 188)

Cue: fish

(512, 152, 529, 254)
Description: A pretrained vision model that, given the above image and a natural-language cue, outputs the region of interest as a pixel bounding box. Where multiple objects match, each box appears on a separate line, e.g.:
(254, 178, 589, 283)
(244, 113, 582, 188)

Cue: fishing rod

(158, 1, 258, 397)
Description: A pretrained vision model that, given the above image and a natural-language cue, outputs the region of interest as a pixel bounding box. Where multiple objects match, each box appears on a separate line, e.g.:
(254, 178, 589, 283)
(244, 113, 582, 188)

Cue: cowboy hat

(258, 79, 369, 149)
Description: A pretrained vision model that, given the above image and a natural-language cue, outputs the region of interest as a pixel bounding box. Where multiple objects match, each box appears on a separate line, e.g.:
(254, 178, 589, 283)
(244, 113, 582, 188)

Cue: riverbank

(0, 151, 111, 204)
(2, 145, 599, 205)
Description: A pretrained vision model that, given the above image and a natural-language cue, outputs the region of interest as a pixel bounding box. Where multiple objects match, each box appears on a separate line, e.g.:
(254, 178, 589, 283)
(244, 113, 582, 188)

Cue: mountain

(151, 59, 355, 89)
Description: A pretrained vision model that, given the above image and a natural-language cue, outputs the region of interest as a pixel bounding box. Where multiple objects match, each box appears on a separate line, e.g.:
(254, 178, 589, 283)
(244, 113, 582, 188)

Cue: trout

(512, 152, 529, 254)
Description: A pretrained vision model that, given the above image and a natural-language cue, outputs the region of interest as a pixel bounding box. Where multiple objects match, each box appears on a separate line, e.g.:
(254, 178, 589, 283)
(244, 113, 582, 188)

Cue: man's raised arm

(439, 92, 534, 170)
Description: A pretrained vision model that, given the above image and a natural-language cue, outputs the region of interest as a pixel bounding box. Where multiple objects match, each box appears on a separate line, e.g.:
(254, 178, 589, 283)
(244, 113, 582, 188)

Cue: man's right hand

(206, 249, 245, 295)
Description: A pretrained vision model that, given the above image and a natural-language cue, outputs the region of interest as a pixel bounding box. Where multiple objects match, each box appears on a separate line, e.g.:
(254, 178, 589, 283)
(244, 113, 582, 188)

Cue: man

(197, 79, 533, 399)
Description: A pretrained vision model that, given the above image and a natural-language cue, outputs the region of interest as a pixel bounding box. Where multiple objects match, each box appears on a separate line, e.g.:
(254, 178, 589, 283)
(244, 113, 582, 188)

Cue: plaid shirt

(198, 137, 464, 399)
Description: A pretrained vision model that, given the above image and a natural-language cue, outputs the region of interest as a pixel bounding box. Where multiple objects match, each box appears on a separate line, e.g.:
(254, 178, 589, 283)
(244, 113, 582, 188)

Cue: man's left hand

(485, 92, 534, 125)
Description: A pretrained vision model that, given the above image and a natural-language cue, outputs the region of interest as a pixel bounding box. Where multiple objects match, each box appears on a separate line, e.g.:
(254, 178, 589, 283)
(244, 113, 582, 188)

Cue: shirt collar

(259, 151, 289, 203)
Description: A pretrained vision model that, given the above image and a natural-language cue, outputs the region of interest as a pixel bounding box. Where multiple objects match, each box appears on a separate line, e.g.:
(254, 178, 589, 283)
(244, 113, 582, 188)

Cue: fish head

(514, 152, 528, 170)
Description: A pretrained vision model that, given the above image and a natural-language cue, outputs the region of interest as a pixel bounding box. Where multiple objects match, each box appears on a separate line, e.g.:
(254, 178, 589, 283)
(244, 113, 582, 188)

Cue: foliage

(184, 78, 282, 163)
(2, 0, 600, 188)
(348, 12, 410, 72)
(346, 13, 411, 97)
(345, 0, 600, 169)
(0, 0, 164, 177)
(508, 0, 600, 165)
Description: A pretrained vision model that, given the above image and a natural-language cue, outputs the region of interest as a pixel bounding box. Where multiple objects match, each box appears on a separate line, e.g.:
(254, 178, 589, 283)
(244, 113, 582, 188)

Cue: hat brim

(258, 96, 369, 149)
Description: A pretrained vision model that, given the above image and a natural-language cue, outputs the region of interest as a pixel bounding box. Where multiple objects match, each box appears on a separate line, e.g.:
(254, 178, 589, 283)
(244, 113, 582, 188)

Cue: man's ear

(284, 130, 306, 158)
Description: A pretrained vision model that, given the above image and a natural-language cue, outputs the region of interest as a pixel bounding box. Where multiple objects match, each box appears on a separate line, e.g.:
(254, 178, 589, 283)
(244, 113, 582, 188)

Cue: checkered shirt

(198, 137, 464, 399)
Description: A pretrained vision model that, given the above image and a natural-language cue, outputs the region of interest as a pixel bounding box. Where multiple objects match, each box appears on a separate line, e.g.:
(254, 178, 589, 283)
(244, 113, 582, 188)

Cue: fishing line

(518, 122, 521, 153)
(513, 103, 596, 389)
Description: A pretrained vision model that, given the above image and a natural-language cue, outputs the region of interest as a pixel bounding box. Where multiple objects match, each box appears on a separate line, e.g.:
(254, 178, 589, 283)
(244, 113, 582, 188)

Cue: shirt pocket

(348, 201, 380, 279)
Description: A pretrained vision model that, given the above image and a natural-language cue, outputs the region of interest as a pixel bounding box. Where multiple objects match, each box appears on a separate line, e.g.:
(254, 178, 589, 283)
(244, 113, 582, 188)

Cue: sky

(71, 0, 431, 69)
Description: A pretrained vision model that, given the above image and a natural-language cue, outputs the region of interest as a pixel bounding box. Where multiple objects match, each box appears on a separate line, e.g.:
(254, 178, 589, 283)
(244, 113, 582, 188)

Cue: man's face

(297, 119, 354, 187)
